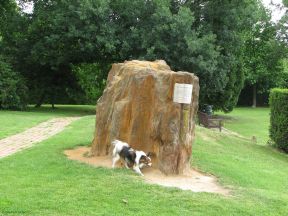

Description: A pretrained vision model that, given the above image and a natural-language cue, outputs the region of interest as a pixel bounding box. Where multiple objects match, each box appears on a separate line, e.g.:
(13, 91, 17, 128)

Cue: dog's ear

(146, 152, 153, 157)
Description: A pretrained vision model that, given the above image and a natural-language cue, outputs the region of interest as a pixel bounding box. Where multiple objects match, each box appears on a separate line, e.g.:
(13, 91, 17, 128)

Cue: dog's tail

(111, 140, 118, 146)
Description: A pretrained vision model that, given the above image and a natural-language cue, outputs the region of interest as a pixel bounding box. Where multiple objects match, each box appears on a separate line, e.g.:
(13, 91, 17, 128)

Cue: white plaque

(173, 83, 193, 104)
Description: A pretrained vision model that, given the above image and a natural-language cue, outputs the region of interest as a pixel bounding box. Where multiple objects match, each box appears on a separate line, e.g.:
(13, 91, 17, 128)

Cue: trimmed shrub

(269, 88, 288, 152)
(0, 57, 28, 110)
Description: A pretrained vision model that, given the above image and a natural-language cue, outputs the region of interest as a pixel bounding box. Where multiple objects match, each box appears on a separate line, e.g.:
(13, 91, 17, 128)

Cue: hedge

(269, 88, 288, 152)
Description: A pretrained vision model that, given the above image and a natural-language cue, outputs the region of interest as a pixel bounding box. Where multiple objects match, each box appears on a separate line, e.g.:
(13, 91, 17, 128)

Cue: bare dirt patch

(65, 146, 230, 195)
(0, 117, 80, 158)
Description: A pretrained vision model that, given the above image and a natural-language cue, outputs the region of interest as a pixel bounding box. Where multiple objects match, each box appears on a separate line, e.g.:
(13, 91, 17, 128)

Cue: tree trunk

(51, 94, 55, 109)
(35, 92, 46, 108)
(252, 84, 257, 108)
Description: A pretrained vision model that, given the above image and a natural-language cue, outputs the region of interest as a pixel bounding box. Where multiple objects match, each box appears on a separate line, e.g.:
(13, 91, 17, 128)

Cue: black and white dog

(112, 140, 152, 176)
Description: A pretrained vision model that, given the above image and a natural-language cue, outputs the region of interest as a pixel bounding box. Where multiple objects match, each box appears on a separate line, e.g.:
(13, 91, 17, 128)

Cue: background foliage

(0, 0, 287, 110)
(0, 55, 28, 110)
(72, 63, 108, 104)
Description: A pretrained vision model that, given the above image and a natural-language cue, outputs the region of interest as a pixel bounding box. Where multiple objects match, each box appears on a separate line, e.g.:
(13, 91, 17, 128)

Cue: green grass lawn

(216, 107, 270, 145)
(0, 106, 287, 215)
(0, 105, 95, 139)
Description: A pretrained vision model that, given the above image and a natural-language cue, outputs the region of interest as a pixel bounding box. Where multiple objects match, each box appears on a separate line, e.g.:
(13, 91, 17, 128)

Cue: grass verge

(0, 107, 287, 215)
(216, 107, 270, 145)
(0, 105, 95, 139)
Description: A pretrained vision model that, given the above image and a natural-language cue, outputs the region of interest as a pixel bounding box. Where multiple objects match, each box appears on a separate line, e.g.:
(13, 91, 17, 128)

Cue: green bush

(0, 57, 28, 110)
(269, 88, 288, 152)
(72, 63, 108, 104)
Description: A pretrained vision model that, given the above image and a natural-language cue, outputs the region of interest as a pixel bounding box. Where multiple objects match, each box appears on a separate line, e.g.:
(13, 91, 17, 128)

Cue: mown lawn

(216, 107, 270, 145)
(0, 106, 287, 215)
(0, 105, 95, 139)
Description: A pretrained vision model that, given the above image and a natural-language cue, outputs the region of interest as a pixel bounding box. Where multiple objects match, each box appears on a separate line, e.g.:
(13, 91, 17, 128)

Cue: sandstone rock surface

(91, 60, 199, 175)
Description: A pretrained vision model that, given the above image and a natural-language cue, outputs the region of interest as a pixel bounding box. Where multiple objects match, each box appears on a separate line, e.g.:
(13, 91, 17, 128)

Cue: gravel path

(0, 117, 80, 159)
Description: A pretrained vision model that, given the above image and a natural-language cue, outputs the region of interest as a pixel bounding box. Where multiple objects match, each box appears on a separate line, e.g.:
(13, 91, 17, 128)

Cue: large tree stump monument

(91, 60, 199, 175)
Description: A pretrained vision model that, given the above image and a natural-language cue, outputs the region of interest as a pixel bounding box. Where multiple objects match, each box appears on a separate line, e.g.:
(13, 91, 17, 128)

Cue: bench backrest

(198, 111, 209, 126)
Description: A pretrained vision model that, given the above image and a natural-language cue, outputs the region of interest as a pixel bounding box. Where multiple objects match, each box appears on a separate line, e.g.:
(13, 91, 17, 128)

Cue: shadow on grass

(26, 104, 96, 116)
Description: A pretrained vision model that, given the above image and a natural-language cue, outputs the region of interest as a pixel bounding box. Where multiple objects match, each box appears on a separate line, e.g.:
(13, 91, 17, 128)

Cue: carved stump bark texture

(91, 60, 199, 175)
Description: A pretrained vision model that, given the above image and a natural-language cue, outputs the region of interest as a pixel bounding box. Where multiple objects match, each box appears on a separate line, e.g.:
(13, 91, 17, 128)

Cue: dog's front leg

(139, 163, 145, 169)
(133, 165, 144, 176)
(124, 162, 129, 169)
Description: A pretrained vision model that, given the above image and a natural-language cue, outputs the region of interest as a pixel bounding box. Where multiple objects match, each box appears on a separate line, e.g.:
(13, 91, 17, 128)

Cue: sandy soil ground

(0, 117, 80, 158)
(65, 146, 230, 195)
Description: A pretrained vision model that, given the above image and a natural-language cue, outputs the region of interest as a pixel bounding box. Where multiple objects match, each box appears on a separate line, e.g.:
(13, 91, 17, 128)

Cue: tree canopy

(0, 0, 287, 111)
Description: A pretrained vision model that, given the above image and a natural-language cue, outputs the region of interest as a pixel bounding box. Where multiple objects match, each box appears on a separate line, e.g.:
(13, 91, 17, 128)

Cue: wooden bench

(198, 111, 223, 132)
